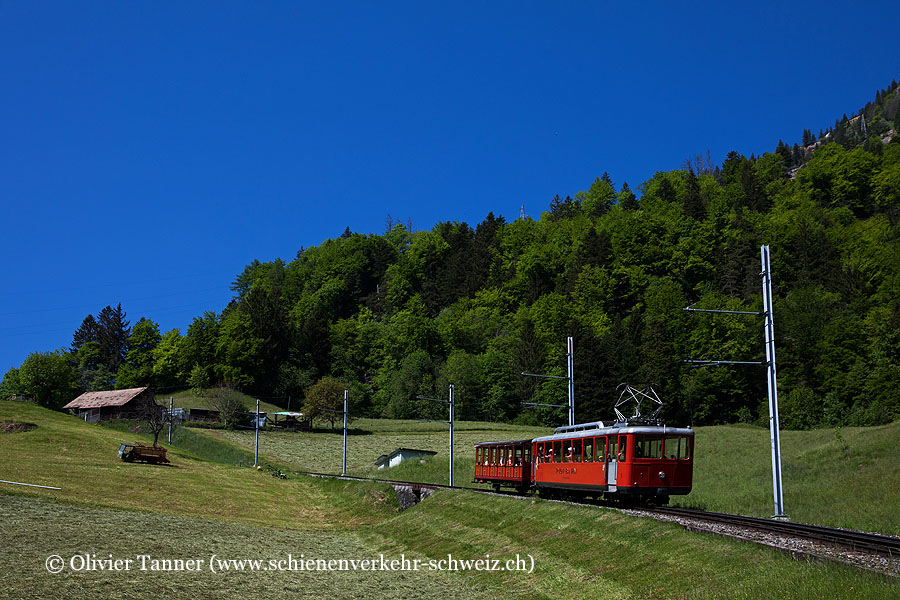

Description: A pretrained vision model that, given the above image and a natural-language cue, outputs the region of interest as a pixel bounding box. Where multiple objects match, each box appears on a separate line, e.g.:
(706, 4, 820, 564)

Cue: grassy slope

(213, 417, 900, 535)
(1, 494, 494, 600)
(0, 401, 494, 600)
(1, 402, 897, 599)
(365, 490, 898, 600)
(211, 418, 551, 485)
(676, 423, 900, 534)
(163, 389, 283, 413)
(0, 401, 377, 528)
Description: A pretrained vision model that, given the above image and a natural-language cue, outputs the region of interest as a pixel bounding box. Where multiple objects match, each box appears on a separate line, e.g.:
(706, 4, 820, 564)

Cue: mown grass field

(211, 418, 551, 484)
(212, 417, 900, 535)
(1, 400, 898, 599)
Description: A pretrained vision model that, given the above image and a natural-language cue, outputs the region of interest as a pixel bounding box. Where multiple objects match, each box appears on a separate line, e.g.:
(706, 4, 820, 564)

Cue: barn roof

(63, 387, 151, 409)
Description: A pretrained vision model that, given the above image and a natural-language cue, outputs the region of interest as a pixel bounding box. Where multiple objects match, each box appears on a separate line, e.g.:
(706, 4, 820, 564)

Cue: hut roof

(63, 387, 151, 410)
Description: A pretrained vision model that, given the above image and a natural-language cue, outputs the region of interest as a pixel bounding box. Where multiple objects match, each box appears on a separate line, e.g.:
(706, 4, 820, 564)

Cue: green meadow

(213, 417, 900, 535)
(1, 400, 897, 599)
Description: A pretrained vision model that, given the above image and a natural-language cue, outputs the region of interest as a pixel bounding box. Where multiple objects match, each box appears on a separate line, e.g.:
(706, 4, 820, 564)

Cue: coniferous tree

(775, 140, 792, 167)
(618, 182, 639, 211)
(657, 177, 677, 204)
(97, 304, 130, 373)
(682, 168, 706, 220)
(71, 314, 101, 354)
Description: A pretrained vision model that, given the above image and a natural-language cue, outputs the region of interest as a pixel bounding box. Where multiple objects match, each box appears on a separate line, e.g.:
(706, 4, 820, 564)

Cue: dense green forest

(4, 82, 900, 429)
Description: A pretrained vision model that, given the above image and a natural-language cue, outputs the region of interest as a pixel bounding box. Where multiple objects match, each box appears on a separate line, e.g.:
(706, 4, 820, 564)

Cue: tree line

(3, 85, 900, 430)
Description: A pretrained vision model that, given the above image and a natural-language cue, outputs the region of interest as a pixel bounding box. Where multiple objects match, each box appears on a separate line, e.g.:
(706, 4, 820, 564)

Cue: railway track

(300, 471, 899, 560)
(647, 506, 900, 558)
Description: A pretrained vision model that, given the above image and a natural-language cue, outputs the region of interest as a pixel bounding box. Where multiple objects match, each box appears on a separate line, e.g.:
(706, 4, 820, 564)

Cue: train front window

(617, 436, 627, 462)
(664, 437, 691, 459)
(636, 437, 661, 459)
(609, 437, 617, 461)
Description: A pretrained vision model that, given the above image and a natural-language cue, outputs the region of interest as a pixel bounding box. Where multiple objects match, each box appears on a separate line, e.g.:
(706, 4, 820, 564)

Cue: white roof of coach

(533, 423, 694, 443)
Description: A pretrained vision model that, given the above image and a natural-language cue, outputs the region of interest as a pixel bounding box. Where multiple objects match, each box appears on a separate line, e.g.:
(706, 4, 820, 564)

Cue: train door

(615, 435, 627, 487)
(606, 436, 616, 488)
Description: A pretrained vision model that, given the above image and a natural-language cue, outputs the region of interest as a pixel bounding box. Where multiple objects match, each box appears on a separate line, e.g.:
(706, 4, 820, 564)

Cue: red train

(474, 420, 694, 504)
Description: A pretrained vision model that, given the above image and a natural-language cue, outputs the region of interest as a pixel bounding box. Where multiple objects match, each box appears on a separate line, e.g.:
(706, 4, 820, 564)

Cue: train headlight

(659, 471, 666, 479)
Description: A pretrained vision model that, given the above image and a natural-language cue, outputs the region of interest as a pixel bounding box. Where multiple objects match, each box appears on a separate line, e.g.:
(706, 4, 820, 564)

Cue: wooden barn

(63, 387, 158, 423)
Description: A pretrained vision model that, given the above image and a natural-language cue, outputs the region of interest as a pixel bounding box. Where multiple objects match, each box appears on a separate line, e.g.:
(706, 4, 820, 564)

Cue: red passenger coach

(474, 440, 532, 493)
(531, 421, 694, 504)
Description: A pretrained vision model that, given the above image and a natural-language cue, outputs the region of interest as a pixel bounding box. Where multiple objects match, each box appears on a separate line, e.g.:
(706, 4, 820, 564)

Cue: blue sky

(2, 1, 898, 373)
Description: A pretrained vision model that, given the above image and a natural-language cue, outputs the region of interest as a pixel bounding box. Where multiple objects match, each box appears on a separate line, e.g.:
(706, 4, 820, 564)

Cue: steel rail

(298, 471, 899, 558)
(648, 506, 900, 557)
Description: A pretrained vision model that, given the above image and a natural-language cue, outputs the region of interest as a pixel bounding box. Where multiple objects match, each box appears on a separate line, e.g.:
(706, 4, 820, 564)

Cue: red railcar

(473, 421, 694, 504)
(473, 440, 532, 493)
(531, 421, 694, 504)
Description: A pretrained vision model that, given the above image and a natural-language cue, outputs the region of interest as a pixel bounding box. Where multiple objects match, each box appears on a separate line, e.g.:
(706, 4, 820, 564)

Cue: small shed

(375, 448, 437, 470)
(187, 407, 221, 423)
(62, 387, 157, 423)
(269, 411, 311, 430)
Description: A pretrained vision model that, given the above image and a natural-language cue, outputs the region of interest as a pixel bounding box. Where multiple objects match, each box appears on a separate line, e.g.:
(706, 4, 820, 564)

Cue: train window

(664, 437, 690, 459)
(524, 446, 530, 463)
(608, 437, 617, 461)
(636, 437, 662, 459)
(617, 436, 627, 462)
(573, 439, 582, 463)
(584, 439, 593, 463)
(553, 441, 561, 463)
(678, 437, 691, 460)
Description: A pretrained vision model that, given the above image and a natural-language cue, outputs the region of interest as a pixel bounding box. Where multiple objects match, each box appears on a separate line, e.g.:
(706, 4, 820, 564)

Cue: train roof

(473, 439, 533, 447)
(533, 422, 693, 443)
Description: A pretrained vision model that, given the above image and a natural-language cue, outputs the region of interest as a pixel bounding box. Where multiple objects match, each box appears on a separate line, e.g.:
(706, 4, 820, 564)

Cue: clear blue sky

(2, 1, 898, 373)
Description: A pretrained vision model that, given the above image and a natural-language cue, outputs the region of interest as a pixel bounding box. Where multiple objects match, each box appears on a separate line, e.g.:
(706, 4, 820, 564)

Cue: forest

(4, 81, 900, 430)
